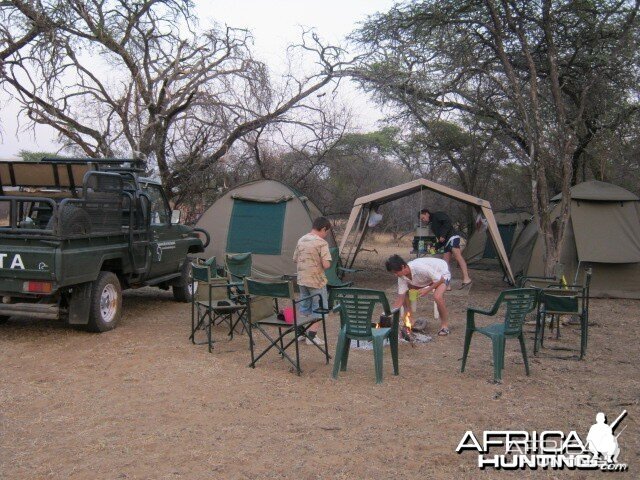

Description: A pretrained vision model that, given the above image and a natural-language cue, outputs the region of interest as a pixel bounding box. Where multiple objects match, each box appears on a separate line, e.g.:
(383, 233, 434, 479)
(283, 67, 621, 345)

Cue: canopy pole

(339, 204, 363, 262)
(481, 205, 515, 284)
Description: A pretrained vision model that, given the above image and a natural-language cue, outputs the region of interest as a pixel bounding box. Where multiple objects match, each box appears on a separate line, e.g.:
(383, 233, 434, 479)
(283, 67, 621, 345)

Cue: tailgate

(0, 238, 57, 294)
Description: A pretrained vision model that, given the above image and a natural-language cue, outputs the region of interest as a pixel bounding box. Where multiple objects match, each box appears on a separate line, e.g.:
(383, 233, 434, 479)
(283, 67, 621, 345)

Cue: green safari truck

(0, 158, 208, 332)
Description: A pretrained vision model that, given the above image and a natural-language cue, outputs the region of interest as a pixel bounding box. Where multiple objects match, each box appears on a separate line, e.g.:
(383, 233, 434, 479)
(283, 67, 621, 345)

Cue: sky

(0, 0, 397, 159)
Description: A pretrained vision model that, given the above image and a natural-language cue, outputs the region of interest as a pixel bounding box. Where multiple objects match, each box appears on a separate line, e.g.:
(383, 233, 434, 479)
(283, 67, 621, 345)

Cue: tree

(18, 149, 63, 162)
(352, 0, 639, 275)
(1, 1, 353, 202)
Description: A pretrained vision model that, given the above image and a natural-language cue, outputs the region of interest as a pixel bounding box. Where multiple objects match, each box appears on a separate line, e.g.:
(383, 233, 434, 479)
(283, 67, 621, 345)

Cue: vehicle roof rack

(40, 157, 147, 172)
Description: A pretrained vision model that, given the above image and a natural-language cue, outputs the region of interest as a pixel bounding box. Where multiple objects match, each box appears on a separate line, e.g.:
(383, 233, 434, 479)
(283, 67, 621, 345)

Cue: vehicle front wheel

(87, 271, 122, 332)
(173, 259, 196, 302)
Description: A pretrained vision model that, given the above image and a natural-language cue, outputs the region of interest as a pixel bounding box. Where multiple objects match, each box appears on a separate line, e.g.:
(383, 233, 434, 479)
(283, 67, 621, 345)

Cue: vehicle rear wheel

(173, 259, 196, 302)
(87, 271, 122, 332)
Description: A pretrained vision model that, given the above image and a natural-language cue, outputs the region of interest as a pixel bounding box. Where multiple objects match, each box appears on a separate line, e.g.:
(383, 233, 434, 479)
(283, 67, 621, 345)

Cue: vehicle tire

(86, 271, 122, 332)
(47, 204, 91, 236)
(173, 259, 196, 302)
(0, 315, 9, 324)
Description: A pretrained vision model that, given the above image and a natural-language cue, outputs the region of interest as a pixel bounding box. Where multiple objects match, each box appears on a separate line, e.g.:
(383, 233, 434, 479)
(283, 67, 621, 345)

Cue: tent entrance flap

(484, 223, 517, 259)
(227, 199, 287, 255)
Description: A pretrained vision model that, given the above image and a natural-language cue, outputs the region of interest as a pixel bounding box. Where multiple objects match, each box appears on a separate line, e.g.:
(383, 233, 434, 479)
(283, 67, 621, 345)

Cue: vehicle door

(141, 182, 182, 277)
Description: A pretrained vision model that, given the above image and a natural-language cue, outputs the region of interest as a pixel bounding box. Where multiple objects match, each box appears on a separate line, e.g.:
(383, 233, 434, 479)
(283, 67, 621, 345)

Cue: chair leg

(372, 336, 384, 384)
(533, 310, 541, 355)
(321, 315, 330, 364)
(540, 313, 547, 348)
(207, 312, 213, 353)
(191, 299, 195, 344)
(389, 333, 399, 375)
(580, 313, 587, 360)
(461, 329, 473, 372)
(340, 338, 351, 372)
(519, 334, 530, 375)
(491, 336, 503, 383)
(294, 330, 301, 376)
(502, 337, 506, 372)
(248, 320, 256, 368)
(332, 331, 346, 379)
(556, 314, 561, 339)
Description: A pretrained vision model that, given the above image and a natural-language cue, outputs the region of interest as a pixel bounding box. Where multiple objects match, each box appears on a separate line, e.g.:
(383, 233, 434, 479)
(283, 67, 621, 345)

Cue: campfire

(354, 310, 431, 350)
(401, 311, 416, 344)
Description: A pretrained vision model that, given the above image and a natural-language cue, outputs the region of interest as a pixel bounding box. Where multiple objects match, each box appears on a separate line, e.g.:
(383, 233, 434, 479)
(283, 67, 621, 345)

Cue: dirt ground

(1, 237, 638, 479)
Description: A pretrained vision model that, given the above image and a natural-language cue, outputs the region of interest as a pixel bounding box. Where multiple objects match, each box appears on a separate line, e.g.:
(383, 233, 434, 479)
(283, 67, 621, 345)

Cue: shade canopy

(339, 178, 515, 284)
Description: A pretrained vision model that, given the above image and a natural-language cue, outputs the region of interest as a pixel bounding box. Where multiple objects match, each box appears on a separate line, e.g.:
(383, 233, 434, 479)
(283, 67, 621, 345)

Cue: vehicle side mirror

(171, 209, 181, 224)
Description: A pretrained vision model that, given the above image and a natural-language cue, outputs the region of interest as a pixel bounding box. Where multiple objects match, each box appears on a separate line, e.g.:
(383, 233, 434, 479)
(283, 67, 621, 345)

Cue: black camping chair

(534, 266, 592, 359)
(190, 263, 248, 352)
(244, 277, 330, 375)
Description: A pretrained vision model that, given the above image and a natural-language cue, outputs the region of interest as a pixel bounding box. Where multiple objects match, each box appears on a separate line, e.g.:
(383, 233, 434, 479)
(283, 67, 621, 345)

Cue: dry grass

(1, 239, 639, 479)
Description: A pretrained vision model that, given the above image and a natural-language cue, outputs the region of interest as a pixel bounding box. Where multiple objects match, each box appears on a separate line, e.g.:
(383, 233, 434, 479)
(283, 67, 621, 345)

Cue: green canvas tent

(463, 211, 532, 267)
(509, 180, 640, 299)
(196, 179, 336, 277)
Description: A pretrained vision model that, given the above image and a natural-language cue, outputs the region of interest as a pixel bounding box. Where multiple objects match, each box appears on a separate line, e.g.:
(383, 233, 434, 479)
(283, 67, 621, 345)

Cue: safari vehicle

(0, 158, 208, 332)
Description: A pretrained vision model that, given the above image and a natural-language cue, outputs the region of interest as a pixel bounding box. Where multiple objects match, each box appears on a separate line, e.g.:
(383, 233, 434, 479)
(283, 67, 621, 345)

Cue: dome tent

(196, 179, 336, 277)
(463, 210, 532, 267)
(509, 180, 640, 299)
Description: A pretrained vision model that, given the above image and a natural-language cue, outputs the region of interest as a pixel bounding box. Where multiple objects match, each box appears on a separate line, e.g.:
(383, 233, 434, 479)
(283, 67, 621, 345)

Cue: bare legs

(443, 247, 472, 285)
(433, 283, 448, 330)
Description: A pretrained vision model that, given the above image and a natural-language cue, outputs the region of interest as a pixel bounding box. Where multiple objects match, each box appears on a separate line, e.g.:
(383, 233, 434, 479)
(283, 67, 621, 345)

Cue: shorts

(443, 236, 461, 253)
(298, 285, 328, 319)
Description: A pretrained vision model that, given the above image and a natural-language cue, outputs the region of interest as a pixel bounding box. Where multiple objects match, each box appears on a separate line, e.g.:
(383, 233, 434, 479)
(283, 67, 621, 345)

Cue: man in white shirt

(385, 254, 452, 336)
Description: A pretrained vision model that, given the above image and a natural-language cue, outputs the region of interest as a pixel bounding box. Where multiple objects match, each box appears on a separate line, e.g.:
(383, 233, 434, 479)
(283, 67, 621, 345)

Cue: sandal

(459, 281, 472, 290)
(438, 327, 450, 336)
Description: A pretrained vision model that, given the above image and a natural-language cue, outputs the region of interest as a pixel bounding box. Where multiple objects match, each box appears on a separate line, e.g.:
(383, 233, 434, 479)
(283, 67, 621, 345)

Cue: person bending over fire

(385, 254, 452, 336)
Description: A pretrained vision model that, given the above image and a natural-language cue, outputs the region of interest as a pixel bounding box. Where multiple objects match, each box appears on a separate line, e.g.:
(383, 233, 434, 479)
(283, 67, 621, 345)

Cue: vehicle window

(143, 184, 170, 225)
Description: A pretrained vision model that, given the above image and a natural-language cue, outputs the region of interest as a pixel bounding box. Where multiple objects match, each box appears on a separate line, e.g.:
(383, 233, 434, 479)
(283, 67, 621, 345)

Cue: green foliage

(336, 127, 400, 156)
(18, 150, 64, 162)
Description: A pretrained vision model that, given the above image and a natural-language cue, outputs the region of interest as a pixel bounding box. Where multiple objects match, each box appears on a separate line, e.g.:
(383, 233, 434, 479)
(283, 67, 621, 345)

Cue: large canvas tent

(197, 179, 336, 276)
(339, 178, 516, 284)
(464, 211, 532, 266)
(509, 180, 640, 299)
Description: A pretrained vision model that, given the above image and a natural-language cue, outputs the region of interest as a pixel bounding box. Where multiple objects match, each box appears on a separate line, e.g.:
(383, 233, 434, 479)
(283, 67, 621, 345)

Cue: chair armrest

(295, 293, 330, 313)
(518, 275, 557, 287)
(295, 293, 319, 305)
(467, 306, 495, 316)
(466, 303, 499, 331)
(337, 266, 363, 274)
(380, 307, 401, 335)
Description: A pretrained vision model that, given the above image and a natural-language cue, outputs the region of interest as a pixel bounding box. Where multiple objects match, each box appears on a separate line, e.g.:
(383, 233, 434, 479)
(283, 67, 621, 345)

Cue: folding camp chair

(461, 288, 538, 383)
(329, 288, 400, 384)
(244, 277, 330, 375)
(190, 263, 248, 352)
(195, 255, 226, 278)
(325, 247, 361, 289)
(534, 266, 592, 359)
(225, 252, 252, 284)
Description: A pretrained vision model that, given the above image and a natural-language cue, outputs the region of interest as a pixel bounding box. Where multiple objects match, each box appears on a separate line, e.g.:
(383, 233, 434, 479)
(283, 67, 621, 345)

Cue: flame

(404, 311, 412, 332)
